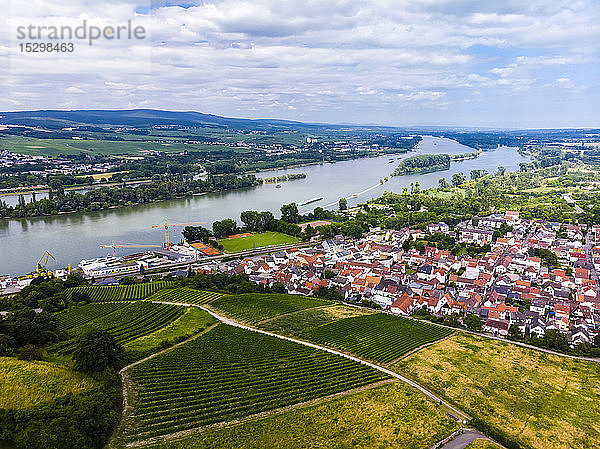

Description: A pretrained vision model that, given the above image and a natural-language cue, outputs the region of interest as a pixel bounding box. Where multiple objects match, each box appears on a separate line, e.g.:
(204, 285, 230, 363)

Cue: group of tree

(0, 174, 261, 218)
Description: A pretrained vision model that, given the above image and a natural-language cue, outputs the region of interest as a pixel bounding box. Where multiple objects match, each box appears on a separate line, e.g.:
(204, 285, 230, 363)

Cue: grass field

(126, 308, 216, 353)
(49, 302, 186, 354)
(394, 333, 600, 449)
(218, 231, 299, 253)
(299, 313, 454, 364)
(146, 287, 222, 305)
(259, 304, 375, 335)
(0, 357, 93, 410)
(119, 324, 386, 444)
(66, 282, 172, 302)
(142, 382, 459, 449)
(208, 293, 331, 324)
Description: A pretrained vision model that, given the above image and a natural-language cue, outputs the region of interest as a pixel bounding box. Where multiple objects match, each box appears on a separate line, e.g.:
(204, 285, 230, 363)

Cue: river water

(0, 136, 529, 276)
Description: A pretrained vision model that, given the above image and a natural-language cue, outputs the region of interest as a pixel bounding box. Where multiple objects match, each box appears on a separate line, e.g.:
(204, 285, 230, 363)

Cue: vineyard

(66, 281, 172, 302)
(120, 324, 386, 443)
(147, 287, 222, 305)
(49, 302, 186, 354)
(259, 304, 375, 336)
(55, 302, 129, 330)
(209, 293, 331, 324)
(299, 313, 454, 364)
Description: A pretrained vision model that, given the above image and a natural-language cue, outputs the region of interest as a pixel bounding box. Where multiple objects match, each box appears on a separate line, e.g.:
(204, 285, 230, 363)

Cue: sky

(0, 0, 599, 128)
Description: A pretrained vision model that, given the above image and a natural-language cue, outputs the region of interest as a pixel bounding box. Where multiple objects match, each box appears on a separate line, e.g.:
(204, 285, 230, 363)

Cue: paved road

(440, 430, 494, 449)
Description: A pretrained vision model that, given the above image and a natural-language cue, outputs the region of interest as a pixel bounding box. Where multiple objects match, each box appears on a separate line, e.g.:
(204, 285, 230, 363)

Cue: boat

(349, 194, 358, 198)
(299, 197, 323, 206)
(275, 184, 282, 188)
(388, 159, 394, 163)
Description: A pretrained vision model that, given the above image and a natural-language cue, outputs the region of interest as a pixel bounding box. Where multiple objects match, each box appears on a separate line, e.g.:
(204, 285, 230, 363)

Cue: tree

(240, 210, 259, 231)
(508, 323, 522, 340)
(280, 203, 299, 223)
(324, 269, 335, 279)
(463, 313, 483, 331)
(257, 211, 275, 231)
(452, 173, 466, 187)
(182, 225, 211, 243)
(470, 169, 487, 180)
(497, 166, 506, 176)
(438, 177, 449, 189)
(212, 219, 239, 239)
(73, 329, 124, 374)
(338, 198, 347, 210)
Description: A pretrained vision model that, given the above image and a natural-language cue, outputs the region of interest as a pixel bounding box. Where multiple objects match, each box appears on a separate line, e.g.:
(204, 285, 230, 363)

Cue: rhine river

(0, 136, 529, 276)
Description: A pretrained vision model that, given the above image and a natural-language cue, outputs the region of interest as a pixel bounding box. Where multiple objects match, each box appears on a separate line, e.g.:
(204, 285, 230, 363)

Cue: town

(197, 211, 600, 351)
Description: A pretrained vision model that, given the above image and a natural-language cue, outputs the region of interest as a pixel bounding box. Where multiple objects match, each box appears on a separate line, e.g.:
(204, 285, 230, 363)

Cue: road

(439, 430, 494, 449)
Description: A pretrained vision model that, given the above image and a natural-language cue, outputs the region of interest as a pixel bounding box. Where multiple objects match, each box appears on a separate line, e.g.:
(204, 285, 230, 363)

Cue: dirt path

(194, 305, 471, 423)
(109, 322, 219, 448)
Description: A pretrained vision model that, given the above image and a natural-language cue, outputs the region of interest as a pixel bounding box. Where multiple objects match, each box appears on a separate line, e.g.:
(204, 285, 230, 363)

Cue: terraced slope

(66, 281, 172, 302)
(209, 293, 331, 324)
(49, 302, 186, 354)
(299, 313, 454, 364)
(120, 324, 387, 444)
(147, 287, 222, 305)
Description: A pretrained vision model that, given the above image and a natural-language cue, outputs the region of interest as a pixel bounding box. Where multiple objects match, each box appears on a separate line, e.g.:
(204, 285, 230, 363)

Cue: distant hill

(0, 109, 325, 130)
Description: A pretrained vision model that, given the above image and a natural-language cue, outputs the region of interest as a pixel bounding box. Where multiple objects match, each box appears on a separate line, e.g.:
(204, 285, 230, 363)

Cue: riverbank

(0, 138, 529, 276)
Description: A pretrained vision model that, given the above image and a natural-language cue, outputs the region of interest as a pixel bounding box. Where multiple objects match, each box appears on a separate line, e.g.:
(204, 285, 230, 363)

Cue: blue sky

(1, 0, 599, 127)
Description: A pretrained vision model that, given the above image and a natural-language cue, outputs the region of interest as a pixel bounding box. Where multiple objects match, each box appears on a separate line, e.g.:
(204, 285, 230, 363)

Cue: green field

(119, 324, 386, 444)
(394, 333, 600, 449)
(126, 308, 216, 353)
(209, 293, 332, 324)
(66, 281, 172, 302)
(299, 313, 454, 364)
(0, 135, 228, 157)
(49, 302, 186, 354)
(146, 287, 222, 305)
(0, 357, 93, 409)
(259, 304, 375, 335)
(143, 382, 458, 449)
(218, 231, 299, 253)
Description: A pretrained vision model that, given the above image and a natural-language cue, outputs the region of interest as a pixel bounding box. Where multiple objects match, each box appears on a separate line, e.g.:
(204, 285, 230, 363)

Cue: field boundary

(125, 379, 396, 448)
(110, 322, 220, 448)
(194, 305, 471, 423)
(254, 303, 336, 326)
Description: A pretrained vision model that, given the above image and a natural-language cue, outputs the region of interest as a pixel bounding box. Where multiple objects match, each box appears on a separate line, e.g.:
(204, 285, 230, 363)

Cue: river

(0, 136, 529, 276)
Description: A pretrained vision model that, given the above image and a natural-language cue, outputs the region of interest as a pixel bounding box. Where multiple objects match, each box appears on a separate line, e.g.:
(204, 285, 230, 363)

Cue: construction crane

(18, 250, 56, 281)
(99, 241, 162, 258)
(152, 218, 207, 248)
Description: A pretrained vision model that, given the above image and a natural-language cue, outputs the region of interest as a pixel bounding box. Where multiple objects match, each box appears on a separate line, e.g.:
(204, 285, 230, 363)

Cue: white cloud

(0, 0, 598, 127)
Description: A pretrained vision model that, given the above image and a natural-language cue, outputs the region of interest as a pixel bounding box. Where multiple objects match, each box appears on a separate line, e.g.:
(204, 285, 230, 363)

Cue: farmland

(126, 308, 216, 353)
(119, 324, 386, 444)
(49, 302, 186, 354)
(143, 382, 459, 449)
(146, 287, 222, 305)
(0, 357, 93, 409)
(299, 313, 454, 364)
(394, 333, 600, 449)
(218, 231, 299, 253)
(208, 293, 331, 324)
(66, 281, 172, 302)
(259, 304, 375, 335)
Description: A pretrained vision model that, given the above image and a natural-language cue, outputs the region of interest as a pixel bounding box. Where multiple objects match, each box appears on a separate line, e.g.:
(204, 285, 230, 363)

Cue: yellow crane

(18, 250, 56, 281)
(99, 241, 162, 258)
(152, 218, 206, 248)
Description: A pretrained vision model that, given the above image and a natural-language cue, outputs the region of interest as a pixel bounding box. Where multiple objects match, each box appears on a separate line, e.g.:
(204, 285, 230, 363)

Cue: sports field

(218, 231, 299, 253)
